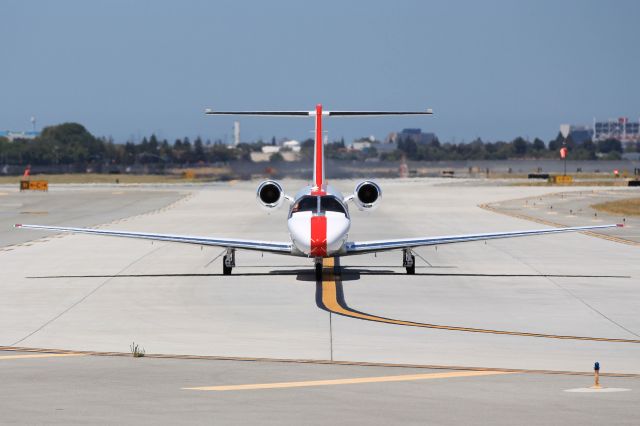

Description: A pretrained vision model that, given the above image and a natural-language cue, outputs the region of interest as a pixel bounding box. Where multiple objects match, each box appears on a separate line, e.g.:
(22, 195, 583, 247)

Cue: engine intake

(353, 181, 381, 210)
(256, 180, 285, 210)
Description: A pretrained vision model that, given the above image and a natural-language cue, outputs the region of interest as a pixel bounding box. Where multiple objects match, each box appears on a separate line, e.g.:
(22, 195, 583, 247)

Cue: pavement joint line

(0, 353, 85, 360)
(9, 243, 168, 346)
(316, 258, 640, 344)
(182, 370, 514, 391)
(485, 234, 640, 339)
(1, 345, 638, 378)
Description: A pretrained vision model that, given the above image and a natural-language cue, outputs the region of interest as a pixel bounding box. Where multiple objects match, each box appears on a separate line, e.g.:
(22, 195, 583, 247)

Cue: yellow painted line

(183, 370, 511, 391)
(318, 258, 640, 344)
(0, 353, 85, 361)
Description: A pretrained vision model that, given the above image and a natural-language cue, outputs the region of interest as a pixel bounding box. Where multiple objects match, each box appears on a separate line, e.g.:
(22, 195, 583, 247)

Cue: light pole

(560, 141, 568, 176)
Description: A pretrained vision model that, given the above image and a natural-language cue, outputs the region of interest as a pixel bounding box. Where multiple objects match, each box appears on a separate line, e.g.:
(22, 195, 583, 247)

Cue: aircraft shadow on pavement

(27, 270, 354, 282)
(340, 268, 630, 280)
(27, 268, 629, 281)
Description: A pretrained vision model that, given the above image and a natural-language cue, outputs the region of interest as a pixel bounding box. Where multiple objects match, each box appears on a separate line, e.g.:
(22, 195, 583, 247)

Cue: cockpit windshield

(321, 196, 347, 214)
(290, 196, 317, 214)
(290, 195, 348, 216)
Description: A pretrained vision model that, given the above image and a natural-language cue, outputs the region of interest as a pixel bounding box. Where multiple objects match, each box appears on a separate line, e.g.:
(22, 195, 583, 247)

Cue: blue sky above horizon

(2, 0, 639, 144)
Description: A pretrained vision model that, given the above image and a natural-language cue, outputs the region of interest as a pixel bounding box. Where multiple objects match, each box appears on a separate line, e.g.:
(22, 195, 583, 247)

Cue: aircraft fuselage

(287, 185, 350, 257)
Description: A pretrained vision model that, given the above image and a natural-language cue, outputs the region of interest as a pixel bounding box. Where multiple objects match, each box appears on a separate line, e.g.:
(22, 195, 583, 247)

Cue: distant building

(254, 141, 301, 162)
(261, 145, 280, 154)
(233, 121, 240, 146)
(251, 150, 299, 162)
(281, 139, 301, 152)
(559, 124, 593, 145)
(351, 140, 372, 151)
(559, 117, 640, 144)
(0, 130, 39, 141)
(594, 117, 640, 142)
(386, 128, 437, 145)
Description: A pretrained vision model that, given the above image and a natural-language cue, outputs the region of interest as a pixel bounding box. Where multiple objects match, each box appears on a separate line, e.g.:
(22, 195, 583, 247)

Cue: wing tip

(14, 224, 22, 228)
(617, 223, 624, 227)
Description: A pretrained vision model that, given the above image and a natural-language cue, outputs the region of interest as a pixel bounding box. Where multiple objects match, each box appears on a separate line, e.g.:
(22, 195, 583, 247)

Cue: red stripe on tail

(314, 103, 323, 189)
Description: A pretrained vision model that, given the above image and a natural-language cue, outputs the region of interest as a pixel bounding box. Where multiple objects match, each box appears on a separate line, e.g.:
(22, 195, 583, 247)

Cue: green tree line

(0, 122, 634, 167)
(385, 133, 629, 161)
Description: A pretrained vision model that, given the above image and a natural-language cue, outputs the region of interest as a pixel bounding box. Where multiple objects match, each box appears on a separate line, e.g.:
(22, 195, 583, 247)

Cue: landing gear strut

(403, 248, 415, 275)
(315, 258, 323, 281)
(223, 248, 236, 275)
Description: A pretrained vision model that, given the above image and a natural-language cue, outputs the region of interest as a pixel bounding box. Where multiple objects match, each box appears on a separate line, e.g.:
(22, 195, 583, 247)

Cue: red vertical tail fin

(204, 106, 432, 195)
(313, 104, 324, 192)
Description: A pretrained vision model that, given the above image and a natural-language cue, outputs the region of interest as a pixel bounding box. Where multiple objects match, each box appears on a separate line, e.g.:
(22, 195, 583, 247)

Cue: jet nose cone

(326, 213, 350, 253)
(288, 212, 350, 256)
(288, 212, 312, 255)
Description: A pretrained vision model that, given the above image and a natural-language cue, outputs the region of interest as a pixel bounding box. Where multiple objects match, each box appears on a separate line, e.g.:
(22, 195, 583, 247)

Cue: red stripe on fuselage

(314, 103, 323, 189)
(310, 215, 327, 257)
(310, 186, 326, 196)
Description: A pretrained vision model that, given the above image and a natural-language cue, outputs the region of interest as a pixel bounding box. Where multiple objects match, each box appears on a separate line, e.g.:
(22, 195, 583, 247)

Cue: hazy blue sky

(2, 0, 639, 144)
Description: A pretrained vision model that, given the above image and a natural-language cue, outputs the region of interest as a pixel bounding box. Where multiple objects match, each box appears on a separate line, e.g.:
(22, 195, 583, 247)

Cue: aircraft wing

(344, 224, 622, 254)
(14, 224, 292, 254)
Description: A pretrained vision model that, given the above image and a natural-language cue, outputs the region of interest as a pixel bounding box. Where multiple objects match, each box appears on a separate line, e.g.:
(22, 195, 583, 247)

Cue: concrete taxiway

(0, 348, 638, 425)
(0, 179, 638, 423)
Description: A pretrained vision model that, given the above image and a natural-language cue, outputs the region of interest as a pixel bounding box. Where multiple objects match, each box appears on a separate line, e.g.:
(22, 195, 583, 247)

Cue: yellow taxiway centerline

(0, 353, 85, 361)
(183, 370, 512, 391)
(318, 258, 640, 343)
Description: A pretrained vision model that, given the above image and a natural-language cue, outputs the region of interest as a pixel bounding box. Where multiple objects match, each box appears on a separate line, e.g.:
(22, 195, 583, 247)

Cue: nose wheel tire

(315, 262, 323, 281)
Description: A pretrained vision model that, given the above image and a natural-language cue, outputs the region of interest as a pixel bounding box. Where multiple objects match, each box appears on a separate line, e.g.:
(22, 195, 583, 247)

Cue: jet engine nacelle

(352, 181, 382, 210)
(256, 180, 285, 210)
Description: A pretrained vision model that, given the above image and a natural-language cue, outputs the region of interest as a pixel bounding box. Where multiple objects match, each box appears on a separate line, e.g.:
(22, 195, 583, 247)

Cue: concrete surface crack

(10, 244, 166, 346)
(489, 243, 640, 340)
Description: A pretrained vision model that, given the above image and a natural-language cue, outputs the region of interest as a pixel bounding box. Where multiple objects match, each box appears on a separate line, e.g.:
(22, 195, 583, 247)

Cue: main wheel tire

(315, 262, 323, 281)
(406, 255, 416, 275)
(223, 255, 232, 275)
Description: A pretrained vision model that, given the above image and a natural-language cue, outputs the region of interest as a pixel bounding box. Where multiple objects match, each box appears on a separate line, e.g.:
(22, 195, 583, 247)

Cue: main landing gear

(403, 248, 415, 275)
(223, 248, 236, 275)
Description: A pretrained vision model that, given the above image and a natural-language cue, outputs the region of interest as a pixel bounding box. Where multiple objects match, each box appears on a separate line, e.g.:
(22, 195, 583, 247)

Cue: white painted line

(564, 387, 631, 393)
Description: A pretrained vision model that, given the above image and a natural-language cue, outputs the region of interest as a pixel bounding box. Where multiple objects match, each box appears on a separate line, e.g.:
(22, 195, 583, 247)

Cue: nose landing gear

(223, 248, 236, 275)
(403, 248, 415, 275)
(315, 258, 323, 281)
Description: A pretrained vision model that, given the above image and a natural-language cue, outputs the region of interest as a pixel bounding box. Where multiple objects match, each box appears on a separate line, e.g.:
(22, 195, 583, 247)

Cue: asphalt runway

(0, 179, 638, 423)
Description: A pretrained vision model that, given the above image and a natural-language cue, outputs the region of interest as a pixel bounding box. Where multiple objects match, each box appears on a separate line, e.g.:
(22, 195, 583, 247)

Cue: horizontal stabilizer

(205, 108, 433, 117)
(328, 110, 433, 116)
(205, 109, 310, 116)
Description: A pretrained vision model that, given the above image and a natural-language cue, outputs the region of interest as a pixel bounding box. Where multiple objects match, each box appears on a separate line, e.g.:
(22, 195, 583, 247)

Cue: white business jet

(16, 105, 621, 278)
